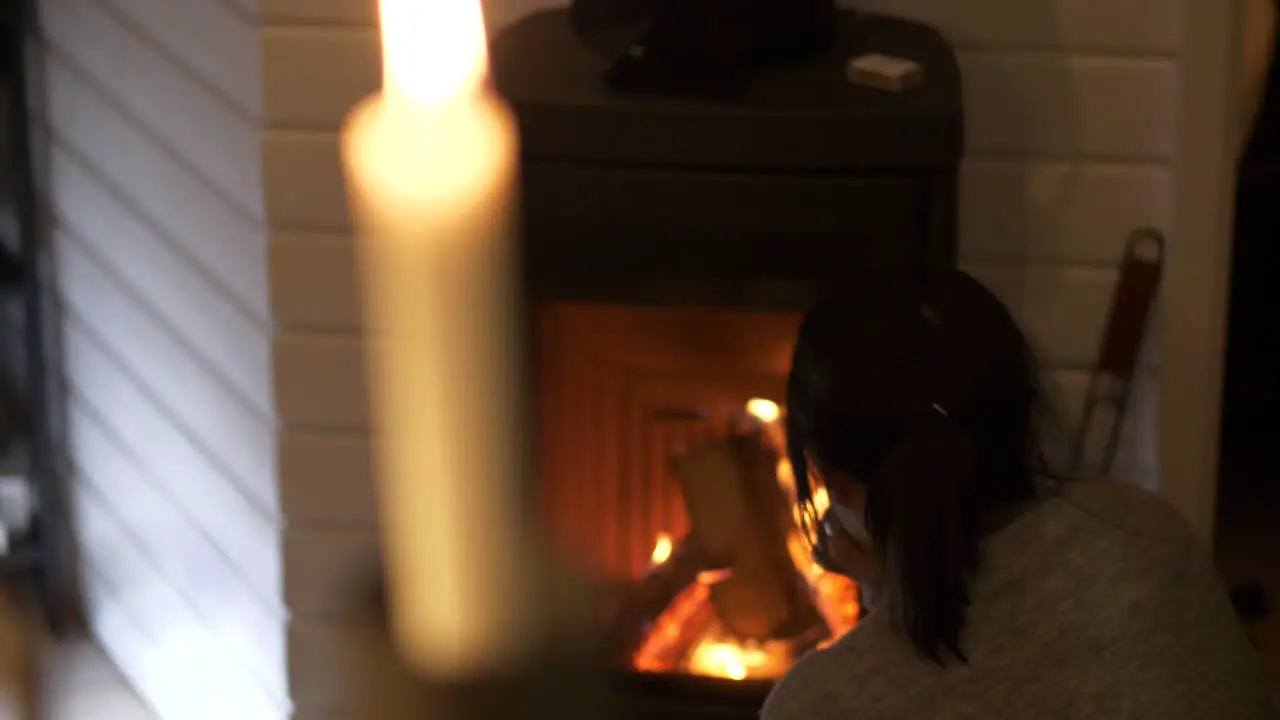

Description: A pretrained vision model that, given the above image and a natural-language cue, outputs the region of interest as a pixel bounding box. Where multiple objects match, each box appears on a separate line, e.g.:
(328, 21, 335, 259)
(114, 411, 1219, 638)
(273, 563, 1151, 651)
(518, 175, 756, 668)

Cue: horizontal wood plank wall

(263, 0, 1173, 710)
(38, 0, 287, 717)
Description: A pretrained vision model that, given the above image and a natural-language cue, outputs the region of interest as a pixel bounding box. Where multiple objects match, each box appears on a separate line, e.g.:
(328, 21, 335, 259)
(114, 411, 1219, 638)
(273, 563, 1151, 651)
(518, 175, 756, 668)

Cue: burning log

(598, 533, 709, 666)
(630, 582, 718, 673)
(672, 432, 821, 640)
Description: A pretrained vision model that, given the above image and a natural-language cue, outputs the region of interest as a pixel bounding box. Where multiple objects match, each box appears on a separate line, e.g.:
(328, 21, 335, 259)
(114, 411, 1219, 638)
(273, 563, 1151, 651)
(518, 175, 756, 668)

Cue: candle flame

(378, 0, 489, 105)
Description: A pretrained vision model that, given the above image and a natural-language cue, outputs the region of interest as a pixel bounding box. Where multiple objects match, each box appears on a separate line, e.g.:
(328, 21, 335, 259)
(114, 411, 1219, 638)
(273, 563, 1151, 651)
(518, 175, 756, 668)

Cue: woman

(763, 266, 1276, 719)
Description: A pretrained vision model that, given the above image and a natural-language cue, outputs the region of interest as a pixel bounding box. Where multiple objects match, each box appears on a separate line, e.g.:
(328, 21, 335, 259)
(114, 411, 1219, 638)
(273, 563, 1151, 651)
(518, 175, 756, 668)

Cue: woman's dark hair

(785, 264, 1042, 665)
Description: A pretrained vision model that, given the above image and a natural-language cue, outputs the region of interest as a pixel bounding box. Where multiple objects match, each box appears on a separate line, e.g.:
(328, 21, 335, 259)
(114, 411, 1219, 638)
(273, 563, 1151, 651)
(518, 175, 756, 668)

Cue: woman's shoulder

(761, 617, 931, 720)
(761, 646, 877, 720)
(760, 649, 840, 720)
(980, 477, 1211, 613)
(1045, 476, 1199, 546)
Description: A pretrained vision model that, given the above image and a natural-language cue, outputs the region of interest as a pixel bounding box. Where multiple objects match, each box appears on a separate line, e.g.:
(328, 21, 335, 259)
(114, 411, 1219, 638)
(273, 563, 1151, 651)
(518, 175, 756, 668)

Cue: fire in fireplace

(534, 302, 859, 683)
(624, 419, 860, 680)
(496, 7, 962, 715)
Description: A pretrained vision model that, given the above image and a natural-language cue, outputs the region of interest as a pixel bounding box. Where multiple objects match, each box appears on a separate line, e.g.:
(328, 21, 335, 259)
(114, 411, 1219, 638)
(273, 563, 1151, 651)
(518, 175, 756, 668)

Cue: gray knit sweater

(762, 479, 1277, 719)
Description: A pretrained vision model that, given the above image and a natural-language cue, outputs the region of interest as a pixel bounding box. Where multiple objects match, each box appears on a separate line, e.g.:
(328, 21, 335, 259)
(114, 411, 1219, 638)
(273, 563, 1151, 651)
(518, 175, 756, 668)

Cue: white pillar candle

(340, 0, 531, 678)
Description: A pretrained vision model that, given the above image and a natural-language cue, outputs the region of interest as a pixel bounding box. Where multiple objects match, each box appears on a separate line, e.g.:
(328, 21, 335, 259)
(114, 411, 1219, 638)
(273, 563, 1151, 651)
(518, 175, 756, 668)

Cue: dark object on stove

(570, 0, 838, 97)
(1230, 582, 1270, 621)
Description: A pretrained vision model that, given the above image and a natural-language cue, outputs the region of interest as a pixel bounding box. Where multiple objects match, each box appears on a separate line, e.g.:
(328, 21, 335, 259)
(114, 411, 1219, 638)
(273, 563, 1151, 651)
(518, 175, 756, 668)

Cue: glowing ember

(650, 533, 674, 566)
(631, 581, 715, 673)
(626, 400, 861, 681)
(745, 398, 781, 424)
(746, 397, 785, 454)
(689, 643, 749, 680)
(687, 635, 794, 680)
(630, 569, 799, 681)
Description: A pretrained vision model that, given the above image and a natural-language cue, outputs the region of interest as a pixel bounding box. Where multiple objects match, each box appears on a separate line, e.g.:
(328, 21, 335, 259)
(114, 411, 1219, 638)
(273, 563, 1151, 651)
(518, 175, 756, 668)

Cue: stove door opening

(533, 302, 861, 683)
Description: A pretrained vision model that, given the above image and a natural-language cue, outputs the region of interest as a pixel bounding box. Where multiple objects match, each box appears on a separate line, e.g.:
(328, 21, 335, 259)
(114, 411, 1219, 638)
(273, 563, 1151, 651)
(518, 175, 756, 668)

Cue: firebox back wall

(41, 0, 1175, 716)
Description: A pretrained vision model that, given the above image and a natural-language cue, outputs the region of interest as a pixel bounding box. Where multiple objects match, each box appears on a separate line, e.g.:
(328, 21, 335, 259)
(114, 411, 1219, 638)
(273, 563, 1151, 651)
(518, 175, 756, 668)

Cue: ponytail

(783, 264, 1043, 666)
(864, 421, 983, 665)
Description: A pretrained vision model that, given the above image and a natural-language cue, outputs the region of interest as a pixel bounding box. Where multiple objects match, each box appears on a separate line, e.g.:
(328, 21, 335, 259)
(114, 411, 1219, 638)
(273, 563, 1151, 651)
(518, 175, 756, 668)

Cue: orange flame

(628, 400, 860, 681)
(650, 533, 674, 566)
(745, 398, 780, 424)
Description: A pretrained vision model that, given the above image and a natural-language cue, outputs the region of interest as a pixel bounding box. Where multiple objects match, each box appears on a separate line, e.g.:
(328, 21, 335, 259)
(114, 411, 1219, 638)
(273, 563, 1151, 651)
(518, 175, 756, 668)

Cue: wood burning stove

(491, 9, 961, 717)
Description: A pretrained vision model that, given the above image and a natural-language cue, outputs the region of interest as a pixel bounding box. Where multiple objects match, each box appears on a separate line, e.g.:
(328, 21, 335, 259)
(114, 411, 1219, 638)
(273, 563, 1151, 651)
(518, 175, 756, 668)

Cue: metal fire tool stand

(1067, 228, 1166, 476)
